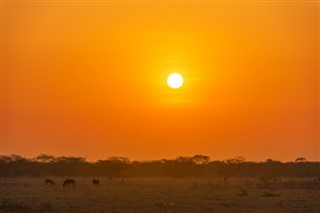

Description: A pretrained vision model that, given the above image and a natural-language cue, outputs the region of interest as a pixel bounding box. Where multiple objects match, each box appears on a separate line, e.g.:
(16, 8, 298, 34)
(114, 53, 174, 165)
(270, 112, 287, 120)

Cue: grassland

(1, 177, 320, 212)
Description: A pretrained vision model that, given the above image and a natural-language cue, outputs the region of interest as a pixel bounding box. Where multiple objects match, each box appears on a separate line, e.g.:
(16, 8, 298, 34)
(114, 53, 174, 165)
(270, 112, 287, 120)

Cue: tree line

(1, 154, 319, 178)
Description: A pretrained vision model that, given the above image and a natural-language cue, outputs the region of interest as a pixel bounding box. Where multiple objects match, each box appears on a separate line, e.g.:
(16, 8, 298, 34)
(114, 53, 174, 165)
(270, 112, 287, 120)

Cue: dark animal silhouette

(45, 178, 55, 186)
(63, 179, 76, 187)
(92, 179, 100, 187)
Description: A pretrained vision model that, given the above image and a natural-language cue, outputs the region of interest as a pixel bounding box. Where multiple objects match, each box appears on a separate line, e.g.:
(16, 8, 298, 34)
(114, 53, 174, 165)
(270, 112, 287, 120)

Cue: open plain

(1, 177, 320, 212)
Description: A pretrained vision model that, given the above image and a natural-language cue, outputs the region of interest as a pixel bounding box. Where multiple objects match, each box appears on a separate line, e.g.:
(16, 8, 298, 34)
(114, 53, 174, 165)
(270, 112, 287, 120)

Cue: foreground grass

(1, 177, 320, 212)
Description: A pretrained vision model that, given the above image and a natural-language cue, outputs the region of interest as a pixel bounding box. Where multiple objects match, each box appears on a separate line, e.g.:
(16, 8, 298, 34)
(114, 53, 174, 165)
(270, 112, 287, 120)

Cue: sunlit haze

(2, 1, 319, 161)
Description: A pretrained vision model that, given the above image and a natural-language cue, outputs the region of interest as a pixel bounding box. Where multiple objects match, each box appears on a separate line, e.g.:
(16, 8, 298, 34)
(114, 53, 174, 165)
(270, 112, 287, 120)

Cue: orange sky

(1, 1, 319, 161)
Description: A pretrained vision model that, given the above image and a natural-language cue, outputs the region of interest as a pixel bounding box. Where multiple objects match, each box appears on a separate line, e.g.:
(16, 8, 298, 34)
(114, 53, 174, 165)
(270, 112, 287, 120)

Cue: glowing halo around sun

(167, 73, 184, 89)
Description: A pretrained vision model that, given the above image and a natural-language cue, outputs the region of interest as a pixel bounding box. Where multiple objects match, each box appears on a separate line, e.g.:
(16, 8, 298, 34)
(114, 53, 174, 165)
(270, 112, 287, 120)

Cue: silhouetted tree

(33, 154, 56, 163)
(295, 157, 306, 162)
(1, 154, 320, 178)
(192, 155, 210, 164)
(222, 156, 246, 184)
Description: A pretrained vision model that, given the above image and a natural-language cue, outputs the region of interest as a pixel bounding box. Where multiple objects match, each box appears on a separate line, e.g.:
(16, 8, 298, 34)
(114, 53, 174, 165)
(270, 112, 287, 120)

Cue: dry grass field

(1, 177, 320, 212)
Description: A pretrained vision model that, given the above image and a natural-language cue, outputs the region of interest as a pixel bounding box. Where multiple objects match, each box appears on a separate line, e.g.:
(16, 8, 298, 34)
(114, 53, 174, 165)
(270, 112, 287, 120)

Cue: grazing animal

(45, 178, 55, 186)
(63, 179, 76, 187)
(92, 179, 100, 187)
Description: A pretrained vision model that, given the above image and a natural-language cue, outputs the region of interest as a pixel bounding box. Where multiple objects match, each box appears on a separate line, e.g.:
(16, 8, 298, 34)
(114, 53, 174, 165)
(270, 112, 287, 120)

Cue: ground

(1, 177, 320, 212)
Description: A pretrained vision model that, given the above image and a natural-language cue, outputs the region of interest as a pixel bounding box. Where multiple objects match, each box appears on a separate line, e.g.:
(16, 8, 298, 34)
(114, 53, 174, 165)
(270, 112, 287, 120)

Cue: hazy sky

(2, 1, 319, 161)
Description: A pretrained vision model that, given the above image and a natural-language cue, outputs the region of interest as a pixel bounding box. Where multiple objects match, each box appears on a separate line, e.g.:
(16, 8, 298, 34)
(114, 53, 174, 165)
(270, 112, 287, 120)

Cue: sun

(167, 73, 183, 89)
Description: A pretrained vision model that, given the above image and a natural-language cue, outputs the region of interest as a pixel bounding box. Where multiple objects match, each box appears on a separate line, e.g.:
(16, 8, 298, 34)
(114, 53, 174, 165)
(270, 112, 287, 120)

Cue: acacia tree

(192, 155, 210, 165)
(295, 157, 306, 162)
(223, 156, 246, 184)
(96, 156, 130, 177)
(1, 154, 320, 177)
(33, 154, 56, 163)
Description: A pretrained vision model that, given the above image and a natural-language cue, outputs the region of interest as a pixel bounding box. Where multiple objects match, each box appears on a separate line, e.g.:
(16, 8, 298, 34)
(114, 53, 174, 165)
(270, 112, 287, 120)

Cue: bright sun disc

(167, 73, 183, 89)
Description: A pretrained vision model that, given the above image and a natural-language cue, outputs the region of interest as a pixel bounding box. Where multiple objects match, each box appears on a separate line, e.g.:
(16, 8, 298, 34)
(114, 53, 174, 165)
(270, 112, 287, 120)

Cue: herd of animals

(45, 178, 125, 187)
(45, 178, 101, 187)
